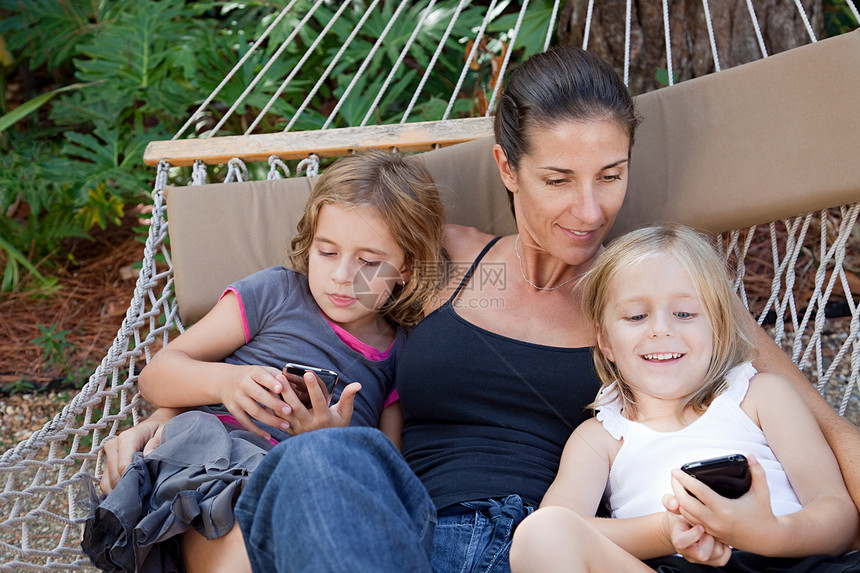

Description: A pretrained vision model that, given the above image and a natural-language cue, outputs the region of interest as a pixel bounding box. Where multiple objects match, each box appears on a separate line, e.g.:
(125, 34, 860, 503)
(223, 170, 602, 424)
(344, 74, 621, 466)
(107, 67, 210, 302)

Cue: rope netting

(1, 0, 858, 568)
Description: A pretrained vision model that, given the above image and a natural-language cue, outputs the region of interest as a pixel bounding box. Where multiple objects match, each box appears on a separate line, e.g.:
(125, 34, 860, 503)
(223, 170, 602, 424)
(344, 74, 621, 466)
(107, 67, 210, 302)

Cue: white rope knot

(297, 154, 320, 177)
(267, 155, 291, 179)
(154, 161, 170, 191)
(192, 160, 208, 186)
(225, 158, 249, 183)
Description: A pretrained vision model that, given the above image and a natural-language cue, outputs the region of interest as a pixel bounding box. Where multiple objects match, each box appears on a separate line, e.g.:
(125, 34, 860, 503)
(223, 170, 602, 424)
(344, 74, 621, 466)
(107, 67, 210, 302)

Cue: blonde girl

(83, 149, 448, 573)
(511, 223, 860, 572)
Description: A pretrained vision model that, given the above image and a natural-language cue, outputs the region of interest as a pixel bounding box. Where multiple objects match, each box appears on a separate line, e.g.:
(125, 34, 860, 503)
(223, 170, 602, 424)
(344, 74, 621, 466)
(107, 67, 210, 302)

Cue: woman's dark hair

(493, 45, 640, 173)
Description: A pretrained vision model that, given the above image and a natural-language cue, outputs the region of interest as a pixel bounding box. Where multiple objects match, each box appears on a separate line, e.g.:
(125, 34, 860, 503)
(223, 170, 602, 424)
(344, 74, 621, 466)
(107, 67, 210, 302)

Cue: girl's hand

(661, 497, 731, 565)
(100, 407, 182, 493)
(669, 454, 778, 550)
(217, 365, 292, 439)
(278, 372, 361, 435)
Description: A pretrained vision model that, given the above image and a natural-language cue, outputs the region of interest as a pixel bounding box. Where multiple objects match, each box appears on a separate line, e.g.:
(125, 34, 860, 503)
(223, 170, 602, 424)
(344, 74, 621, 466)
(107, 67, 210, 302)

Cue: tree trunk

(557, 0, 825, 95)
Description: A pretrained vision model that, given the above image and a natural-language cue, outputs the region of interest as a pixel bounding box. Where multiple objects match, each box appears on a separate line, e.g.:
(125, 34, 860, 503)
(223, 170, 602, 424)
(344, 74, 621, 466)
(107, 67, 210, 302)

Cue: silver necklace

(514, 235, 583, 291)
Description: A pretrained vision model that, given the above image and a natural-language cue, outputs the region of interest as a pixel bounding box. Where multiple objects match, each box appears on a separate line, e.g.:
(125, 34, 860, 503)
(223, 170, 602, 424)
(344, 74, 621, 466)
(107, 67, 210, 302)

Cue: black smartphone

(282, 362, 339, 407)
(681, 454, 751, 499)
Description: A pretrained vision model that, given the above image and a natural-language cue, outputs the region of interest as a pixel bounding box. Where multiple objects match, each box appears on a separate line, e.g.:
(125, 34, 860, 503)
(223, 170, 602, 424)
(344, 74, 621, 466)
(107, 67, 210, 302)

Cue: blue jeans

(432, 496, 533, 573)
(235, 427, 532, 573)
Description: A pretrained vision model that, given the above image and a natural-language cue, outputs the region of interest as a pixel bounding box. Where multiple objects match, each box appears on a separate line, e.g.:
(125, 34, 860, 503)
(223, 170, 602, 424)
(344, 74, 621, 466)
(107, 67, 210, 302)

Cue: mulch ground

(0, 211, 143, 393)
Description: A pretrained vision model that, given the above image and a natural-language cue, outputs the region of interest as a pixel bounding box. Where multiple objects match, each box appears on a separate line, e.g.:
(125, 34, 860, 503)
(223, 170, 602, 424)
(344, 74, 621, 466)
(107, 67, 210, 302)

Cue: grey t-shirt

(204, 266, 404, 438)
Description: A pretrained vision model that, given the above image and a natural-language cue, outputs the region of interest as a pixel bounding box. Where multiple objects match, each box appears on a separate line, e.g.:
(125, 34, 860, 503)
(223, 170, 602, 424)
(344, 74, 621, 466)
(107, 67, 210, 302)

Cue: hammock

(1, 1, 858, 569)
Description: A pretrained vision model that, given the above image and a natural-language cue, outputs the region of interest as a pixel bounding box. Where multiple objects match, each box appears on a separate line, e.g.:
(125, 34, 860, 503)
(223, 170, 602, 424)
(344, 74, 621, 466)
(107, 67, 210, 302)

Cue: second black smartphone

(680, 454, 751, 499)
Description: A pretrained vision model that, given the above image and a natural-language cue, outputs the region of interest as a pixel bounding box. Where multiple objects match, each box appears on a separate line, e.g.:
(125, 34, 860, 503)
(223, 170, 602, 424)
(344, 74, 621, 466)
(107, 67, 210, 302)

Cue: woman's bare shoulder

(444, 224, 498, 261)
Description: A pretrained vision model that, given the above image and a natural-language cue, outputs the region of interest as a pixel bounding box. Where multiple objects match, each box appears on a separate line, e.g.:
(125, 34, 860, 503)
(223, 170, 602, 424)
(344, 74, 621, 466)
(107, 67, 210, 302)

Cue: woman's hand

(215, 365, 293, 439)
(277, 371, 361, 435)
(99, 407, 182, 493)
(661, 497, 731, 565)
(668, 454, 777, 551)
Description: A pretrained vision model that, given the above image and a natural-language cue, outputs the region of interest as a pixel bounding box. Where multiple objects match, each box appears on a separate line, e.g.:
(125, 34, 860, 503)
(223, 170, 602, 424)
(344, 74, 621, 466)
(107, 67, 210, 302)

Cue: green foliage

(0, 82, 97, 134)
(655, 67, 680, 87)
(30, 322, 74, 370)
(0, 0, 106, 71)
(823, 0, 859, 36)
(0, 0, 523, 291)
(0, 0, 209, 290)
(1, 379, 36, 396)
(488, 0, 558, 58)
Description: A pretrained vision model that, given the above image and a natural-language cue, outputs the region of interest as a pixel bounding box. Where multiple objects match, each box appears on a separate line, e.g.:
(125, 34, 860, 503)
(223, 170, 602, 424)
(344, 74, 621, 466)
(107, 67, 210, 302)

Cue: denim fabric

(235, 427, 436, 573)
(432, 495, 533, 573)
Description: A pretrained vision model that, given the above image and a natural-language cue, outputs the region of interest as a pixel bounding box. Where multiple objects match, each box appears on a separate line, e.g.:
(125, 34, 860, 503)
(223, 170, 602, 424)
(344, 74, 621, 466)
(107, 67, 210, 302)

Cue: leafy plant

(30, 322, 74, 370)
(655, 67, 680, 87)
(0, 82, 97, 134)
(0, 0, 208, 290)
(1, 379, 36, 396)
(0, 0, 533, 293)
(824, 0, 859, 36)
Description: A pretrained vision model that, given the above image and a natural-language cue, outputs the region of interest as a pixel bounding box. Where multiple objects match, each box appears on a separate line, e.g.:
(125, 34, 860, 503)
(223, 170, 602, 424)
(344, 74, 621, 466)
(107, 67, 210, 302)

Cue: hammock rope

(794, 0, 818, 42)
(285, 0, 383, 132)
(662, 0, 674, 86)
(247, 0, 352, 135)
(624, 0, 632, 85)
(361, 0, 438, 127)
(172, 2, 297, 140)
(486, 0, 530, 113)
(322, 2, 410, 130)
(212, 0, 329, 138)
(402, 0, 469, 124)
(443, 0, 500, 120)
(745, 0, 770, 58)
(582, 0, 595, 50)
(701, 0, 722, 71)
(544, 0, 563, 51)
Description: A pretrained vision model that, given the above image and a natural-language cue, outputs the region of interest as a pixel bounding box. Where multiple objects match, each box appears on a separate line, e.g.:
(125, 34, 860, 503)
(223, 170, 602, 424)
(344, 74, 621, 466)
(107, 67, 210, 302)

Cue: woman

(103, 46, 860, 572)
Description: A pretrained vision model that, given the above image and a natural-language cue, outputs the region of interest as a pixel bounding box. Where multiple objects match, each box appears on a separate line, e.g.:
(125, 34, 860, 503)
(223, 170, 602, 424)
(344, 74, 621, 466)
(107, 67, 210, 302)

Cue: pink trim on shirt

(383, 390, 400, 408)
(221, 287, 250, 344)
(215, 414, 279, 445)
(323, 315, 395, 361)
(323, 315, 399, 408)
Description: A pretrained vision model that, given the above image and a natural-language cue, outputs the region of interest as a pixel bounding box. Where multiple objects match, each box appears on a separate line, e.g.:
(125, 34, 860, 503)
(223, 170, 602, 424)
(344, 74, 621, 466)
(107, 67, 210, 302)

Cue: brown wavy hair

(288, 149, 448, 326)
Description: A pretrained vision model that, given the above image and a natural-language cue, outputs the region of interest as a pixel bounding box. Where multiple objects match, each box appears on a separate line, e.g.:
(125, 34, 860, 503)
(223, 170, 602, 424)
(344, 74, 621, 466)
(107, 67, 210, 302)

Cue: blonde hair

(580, 223, 756, 421)
(289, 149, 448, 326)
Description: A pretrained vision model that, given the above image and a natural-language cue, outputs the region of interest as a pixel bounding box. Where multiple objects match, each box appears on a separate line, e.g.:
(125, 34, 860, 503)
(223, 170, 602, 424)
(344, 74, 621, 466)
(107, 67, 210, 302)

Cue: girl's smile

(597, 253, 714, 417)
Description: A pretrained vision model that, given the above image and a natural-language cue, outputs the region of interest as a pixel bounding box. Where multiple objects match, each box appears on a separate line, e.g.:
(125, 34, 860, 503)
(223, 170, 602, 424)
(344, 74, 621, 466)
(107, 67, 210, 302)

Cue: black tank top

(397, 237, 599, 509)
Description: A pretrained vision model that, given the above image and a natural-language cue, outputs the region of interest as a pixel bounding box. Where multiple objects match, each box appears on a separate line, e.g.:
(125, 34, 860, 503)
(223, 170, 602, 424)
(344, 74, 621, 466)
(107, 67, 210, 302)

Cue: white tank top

(596, 362, 802, 519)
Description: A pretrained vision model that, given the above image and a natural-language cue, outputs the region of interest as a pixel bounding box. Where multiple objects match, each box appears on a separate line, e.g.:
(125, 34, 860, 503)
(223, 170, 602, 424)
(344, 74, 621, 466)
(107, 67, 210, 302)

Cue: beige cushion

(614, 29, 860, 238)
(166, 29, 860, 324)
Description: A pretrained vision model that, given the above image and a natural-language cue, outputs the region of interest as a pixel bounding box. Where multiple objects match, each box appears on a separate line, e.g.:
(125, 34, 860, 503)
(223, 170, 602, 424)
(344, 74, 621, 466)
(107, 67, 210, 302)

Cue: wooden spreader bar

(143, 117, 495, 166)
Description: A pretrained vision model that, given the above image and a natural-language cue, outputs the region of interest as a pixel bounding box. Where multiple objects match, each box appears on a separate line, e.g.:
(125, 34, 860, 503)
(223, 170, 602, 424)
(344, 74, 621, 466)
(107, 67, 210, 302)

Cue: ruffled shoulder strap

(594, 382, 628, 440)
(718, 361, 757, 404)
